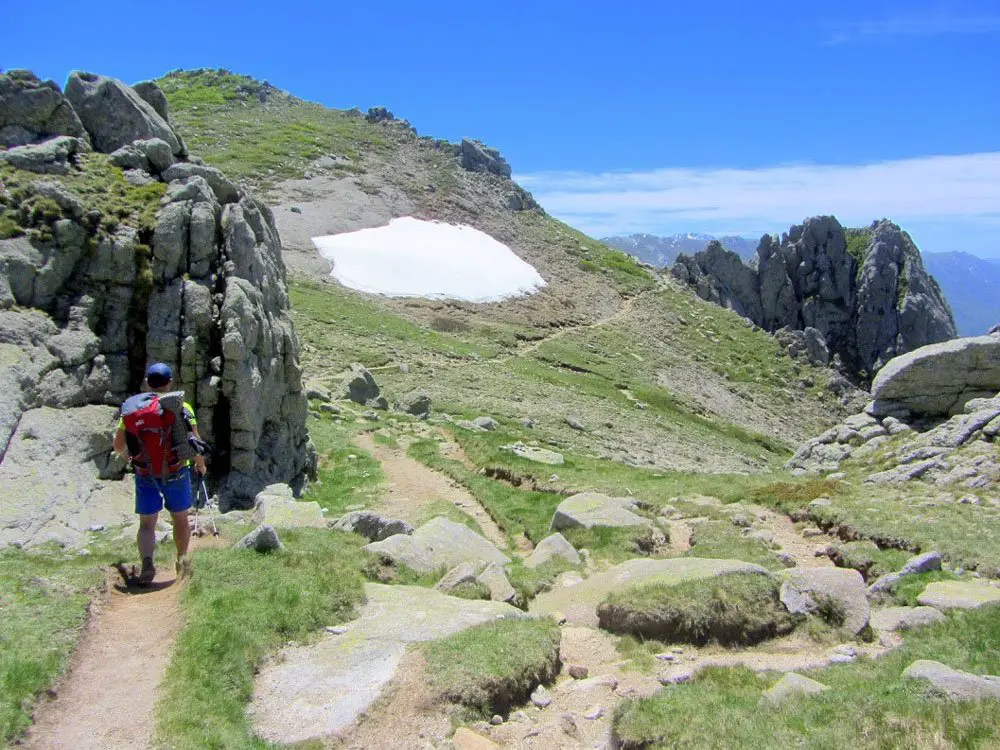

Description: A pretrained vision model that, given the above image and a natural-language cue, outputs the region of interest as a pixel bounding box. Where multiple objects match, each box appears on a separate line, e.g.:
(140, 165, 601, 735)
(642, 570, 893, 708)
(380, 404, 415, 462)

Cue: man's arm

(183, 404, 207, 475)
(113, 427, 128, 458)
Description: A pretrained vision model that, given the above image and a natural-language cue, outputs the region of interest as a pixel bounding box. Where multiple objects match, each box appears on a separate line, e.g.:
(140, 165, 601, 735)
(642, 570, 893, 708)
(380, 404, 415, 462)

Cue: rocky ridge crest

(671, 216, 957, 380)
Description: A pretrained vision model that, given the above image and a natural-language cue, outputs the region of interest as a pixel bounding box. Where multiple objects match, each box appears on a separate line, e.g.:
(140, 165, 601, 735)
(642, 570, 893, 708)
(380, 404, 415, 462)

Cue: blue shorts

(134, 468, 193, 515)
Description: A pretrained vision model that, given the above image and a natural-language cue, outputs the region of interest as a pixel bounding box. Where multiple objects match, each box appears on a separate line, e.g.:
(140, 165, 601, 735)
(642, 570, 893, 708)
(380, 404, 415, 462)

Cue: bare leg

(170, 511, 191, 558)
(137, 514, 158, 559)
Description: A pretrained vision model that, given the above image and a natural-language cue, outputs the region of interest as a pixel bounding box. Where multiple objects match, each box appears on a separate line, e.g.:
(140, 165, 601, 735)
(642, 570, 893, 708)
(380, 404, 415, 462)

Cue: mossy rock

(597, 572, 799, 646)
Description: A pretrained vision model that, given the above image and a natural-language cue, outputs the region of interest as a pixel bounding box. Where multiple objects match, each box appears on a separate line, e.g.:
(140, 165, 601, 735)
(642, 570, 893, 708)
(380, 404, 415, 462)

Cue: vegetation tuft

(597, 573, 799, 646)
(422, 617, 561, 716)
(684, 521, 784, 571)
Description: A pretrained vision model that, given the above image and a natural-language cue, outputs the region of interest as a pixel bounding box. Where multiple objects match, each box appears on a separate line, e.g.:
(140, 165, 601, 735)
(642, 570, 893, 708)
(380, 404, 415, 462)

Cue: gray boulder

(477, 563, 517, 603)
(162, 162, 240, 204)
(868, 551, 943, 596)
(0, 70, 88, 147)
(332, 510, 413, 541)
(524, 532, 581, 568)
(917, 581, 1000, 610)
(363, 517, 510, 574)
(902, 660, 1000, 701)
(132, 80, 170, 122)
(473, 416, 498, 430)
(551, 492, 647, 531)
(0, 135, 82, 174)
(338, 363, 381, 405)
(64, 72, 183, 155)
(435, 562, 479, 591)
(252, 484, 325, 528)
(762, 673, 830, 705)
(778, 568, 870, 634)
(503, 442, 564, 465)
(459, 139, 512, 177)
(393, 390, 431, 417)
(234, 524, 283, 552)
(870, 336, 1000, 417)
(870, 606, 945, 632)
(135, 138, 175, 173)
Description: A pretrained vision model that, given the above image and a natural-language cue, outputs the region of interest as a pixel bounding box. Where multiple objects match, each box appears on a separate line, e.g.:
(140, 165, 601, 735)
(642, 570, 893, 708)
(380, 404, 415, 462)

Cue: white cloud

(515, 153, 1000, 254)
(826, 13, 1000, 43)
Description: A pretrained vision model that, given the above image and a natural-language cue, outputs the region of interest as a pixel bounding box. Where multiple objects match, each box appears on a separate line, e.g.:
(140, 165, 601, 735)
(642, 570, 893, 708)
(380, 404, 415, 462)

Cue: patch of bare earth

(335, 651, 454, 750)
(22, 566, 184, 750)
(355, 432, 508, 549)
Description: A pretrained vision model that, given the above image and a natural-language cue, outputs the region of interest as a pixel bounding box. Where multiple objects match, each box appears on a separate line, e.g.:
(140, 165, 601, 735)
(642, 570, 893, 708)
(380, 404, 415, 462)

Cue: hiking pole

(199, 475, 220, 540)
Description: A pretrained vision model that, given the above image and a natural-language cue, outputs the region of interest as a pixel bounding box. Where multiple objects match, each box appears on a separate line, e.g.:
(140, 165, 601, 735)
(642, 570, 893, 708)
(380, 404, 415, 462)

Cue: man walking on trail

(113, 363, 207, 585)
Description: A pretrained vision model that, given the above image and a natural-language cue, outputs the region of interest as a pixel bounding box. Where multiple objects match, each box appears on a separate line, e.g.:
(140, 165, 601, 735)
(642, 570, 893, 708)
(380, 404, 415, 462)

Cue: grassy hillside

(157, 68, 847, 474)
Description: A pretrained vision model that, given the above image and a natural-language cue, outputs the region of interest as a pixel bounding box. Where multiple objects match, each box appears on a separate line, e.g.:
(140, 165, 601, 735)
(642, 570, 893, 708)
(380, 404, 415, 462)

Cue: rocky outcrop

(550, 492, 648, 531)
(0, 70, 88, 148)
(778, 568, 870, 635)
(250, 583, 525, 744)
(787, 337, 999, 490)
(0, 405, 133, 548)
(902, 660, 1000, 701)
(332, 510, 413, 541)
(460, 139, 512, 177)
(0, 70, 314, 545)
(64, 72, 185, 156)
(870, 336, 1000, 417)
(671, 217, 956, 380)
(363, 517, 511, 573)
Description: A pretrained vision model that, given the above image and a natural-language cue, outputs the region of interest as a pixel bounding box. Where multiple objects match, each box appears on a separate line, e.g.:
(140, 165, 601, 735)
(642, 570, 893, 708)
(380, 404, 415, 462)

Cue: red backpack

(120, 392, 193, 479)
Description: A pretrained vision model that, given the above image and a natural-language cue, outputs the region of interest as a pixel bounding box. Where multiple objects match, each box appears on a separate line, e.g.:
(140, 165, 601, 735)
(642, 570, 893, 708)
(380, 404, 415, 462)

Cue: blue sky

(5, 0, 999, 255)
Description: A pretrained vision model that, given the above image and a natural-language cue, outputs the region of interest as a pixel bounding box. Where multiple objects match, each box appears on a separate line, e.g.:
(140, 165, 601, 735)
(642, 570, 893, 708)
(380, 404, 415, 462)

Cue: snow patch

(312, 217, 546, 302)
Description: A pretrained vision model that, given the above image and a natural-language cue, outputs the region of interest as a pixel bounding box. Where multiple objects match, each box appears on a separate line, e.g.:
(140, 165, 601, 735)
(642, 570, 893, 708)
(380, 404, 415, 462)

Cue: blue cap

(145, 362, 173, 382)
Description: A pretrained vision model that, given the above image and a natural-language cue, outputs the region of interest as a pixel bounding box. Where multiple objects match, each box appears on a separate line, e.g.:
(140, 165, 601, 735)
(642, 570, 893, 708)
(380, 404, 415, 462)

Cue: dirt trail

(356, 433, 509, 550)
(743, 503, 836, 569)
(23, 565, 185, 750)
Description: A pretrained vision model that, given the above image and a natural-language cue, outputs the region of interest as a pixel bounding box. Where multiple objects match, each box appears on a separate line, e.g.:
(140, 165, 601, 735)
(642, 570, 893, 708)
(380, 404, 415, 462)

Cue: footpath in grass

(155, 529, 368, 749)
(613, 605, 1000, 749)
(155, 415, 381, 749)
(0, 535, 164, 745)
(0, 549, 106, 743)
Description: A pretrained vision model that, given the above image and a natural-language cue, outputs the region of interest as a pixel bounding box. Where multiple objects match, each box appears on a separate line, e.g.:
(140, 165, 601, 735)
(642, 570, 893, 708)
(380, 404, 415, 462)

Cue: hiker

(113, 363, 207, 584)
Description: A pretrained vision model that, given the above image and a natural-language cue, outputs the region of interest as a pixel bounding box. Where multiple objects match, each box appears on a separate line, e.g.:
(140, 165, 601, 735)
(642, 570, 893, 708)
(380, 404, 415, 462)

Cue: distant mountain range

(601, 233, 1000, 338)
(600, 233, 759, 267)
(921, 251, 1000, 336)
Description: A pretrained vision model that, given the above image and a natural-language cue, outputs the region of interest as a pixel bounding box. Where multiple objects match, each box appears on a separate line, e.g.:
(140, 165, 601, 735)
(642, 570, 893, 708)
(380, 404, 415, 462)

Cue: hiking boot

(138, 557, 156, 586)
(175, 554, 192, 579)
